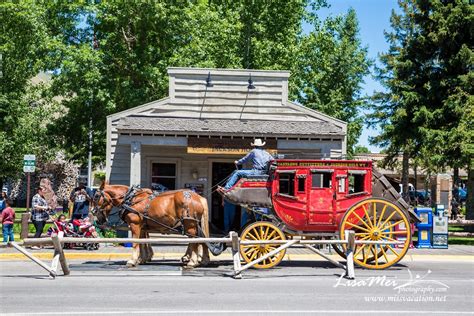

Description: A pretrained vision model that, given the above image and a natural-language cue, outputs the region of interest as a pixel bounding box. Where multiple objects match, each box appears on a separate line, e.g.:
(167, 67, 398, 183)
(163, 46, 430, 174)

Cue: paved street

(1, 247, 473, 315)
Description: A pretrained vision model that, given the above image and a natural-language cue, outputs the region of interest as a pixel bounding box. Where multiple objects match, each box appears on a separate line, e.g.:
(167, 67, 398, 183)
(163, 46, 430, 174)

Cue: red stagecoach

(218, 159, 419, 270)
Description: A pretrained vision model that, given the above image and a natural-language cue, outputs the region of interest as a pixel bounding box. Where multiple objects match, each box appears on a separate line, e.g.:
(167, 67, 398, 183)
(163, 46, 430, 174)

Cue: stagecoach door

(308, 169, 335, 225)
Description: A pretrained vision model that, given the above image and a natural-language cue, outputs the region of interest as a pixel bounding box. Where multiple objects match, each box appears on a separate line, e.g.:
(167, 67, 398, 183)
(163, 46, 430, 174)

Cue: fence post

(345, 230, 355, 280)
(21, 213, 30, 240)
(230, 231, 242, 279)
(51, 234, 70, 276)
(9, 242, 56, 278)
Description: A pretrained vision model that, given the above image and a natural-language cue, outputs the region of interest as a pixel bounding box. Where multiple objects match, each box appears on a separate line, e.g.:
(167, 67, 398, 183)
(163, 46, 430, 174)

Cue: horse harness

(116, 186, 201, 237)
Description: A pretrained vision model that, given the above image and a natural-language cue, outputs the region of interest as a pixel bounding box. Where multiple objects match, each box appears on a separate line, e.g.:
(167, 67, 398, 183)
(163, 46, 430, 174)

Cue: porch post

(130, 141, 141, 186)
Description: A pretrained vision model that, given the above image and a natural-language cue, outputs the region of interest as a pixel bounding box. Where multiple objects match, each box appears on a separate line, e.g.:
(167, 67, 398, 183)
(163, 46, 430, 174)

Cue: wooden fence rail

(5, 230, 402, 280)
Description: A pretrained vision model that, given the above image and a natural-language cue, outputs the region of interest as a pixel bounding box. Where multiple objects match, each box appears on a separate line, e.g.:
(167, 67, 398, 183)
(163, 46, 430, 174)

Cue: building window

(151, 163, 176, 190)
(279, 173, 295, 196)
(312, 172, 332, 188)
(348, 174, 365, 194)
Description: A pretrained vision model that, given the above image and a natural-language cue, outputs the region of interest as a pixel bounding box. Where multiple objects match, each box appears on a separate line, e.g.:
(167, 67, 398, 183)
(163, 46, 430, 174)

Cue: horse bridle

(91, 189, 125, 220)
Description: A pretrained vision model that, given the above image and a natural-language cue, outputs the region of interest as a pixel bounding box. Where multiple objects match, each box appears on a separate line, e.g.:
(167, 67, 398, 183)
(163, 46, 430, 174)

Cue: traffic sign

(23, 154, 36, 173)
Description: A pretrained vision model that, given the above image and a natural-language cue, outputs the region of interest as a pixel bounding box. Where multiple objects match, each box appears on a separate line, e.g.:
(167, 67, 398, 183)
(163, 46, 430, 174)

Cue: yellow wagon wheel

(339, 198, 411, 269)
(240, 221, 286, 269)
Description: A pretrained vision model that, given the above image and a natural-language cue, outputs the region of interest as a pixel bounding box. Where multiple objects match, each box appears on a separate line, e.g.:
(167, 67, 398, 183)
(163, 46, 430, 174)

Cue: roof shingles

(117, 117, 344, 137)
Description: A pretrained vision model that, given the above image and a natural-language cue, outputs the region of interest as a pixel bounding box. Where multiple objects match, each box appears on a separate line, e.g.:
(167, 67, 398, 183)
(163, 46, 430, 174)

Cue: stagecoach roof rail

(310, 169, 334, 173)
(348, 170, 367, 175)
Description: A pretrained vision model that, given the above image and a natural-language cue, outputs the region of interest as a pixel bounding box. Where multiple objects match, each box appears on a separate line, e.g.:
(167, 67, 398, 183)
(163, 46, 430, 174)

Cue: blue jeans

(223, 201, 236, 233)
(2, 224, 14, 242)
(224, 169, 264, 189)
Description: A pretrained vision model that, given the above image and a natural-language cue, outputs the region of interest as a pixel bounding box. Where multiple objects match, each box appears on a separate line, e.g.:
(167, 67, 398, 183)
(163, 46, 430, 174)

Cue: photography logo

(334, 269, 449, 302)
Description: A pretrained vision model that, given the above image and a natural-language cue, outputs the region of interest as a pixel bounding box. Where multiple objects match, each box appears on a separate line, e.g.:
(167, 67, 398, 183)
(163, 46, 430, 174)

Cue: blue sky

(306, 0, 400, 152)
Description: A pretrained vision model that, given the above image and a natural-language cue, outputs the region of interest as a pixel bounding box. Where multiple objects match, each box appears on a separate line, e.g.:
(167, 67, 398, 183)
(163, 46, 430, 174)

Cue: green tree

(369, 0, 473, 207)
(0, 3, 58, 181)
(294, 8, 371, 155)
(354, 145, 371, 154)
(46, 0, 330, 164)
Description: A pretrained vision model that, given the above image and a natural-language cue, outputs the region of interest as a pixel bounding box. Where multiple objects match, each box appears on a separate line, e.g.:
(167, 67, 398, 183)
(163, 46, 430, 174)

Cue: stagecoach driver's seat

(217, 138, 274, 192)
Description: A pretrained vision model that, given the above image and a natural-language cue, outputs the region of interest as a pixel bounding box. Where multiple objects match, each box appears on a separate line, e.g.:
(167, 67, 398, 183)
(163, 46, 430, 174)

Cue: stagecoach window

(348, 174, 364, 194)
(279, 174, 295, 196)
(312, 172, 332, 188)
(338, 177, 346, 193)
(151, 163, 176, 190)
(298, 177, 306, 192)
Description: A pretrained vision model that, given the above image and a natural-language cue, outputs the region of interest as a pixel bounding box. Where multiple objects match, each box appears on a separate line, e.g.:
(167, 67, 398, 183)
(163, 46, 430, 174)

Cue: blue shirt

(237, 148, 274, 171)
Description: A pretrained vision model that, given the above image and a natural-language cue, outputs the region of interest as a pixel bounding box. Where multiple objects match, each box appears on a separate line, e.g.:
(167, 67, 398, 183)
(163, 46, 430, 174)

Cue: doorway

(211, 162, 242, 234)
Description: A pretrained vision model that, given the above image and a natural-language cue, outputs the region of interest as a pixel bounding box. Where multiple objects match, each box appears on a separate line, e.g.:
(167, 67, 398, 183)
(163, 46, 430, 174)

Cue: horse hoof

(126, 261, 137, 268)
(181, 256, 190, 264)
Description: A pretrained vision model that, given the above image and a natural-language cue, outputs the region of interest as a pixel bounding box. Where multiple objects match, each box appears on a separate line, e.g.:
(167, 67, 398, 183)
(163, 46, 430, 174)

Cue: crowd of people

(0, 180, 93, 246)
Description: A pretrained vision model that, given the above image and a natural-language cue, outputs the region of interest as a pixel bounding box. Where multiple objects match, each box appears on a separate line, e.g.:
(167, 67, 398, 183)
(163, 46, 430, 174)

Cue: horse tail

(198, 195, 209, 238)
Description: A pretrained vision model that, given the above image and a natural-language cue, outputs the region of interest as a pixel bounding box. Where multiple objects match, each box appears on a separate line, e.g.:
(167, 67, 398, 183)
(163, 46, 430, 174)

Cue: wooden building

(106, 67, 347, 230)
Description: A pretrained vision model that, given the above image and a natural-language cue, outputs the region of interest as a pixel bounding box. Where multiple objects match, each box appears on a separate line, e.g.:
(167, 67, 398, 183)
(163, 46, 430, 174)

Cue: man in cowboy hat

(219, 138, 274, 191)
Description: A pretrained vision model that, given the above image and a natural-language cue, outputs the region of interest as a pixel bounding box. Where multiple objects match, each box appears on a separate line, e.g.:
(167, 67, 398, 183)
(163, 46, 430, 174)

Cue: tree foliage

(369, 0, 473, 205)
(293, 8, 371, 156)
(1, 1, 371, 178)
(0, 3, 58, 180)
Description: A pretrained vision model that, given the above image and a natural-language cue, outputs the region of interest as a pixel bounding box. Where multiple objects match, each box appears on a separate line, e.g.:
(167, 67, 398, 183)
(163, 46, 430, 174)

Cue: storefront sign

(187, 137, 277, 155)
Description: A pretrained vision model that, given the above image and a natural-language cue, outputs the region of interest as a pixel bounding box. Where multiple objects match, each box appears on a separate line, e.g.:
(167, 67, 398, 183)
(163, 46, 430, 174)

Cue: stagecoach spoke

(355, 232, 370, 237)
(380, 235, 397, 242)
(251, 228, 261, 239)
(246, 231, 259, 240)
(377, 205, 388, 228)
(386, 244, 399, 256)
(362, 246, 369, 264)
(354, 244, 366, 258)
(377, 211, 397, 231)
(352, 211, 372, 230)
(249, 248, 259, 261)
(380, 245, 390, 263)
(371, 245, 378, 267)
(372, 202, 377, 225)
(344, 222, 371, 233)
(266, 230, 278, 240)
(381, 220, 404, 231)
(362, 205, 373, 228)
(263, 226, 270, 240)
(244, 246, 258, 256)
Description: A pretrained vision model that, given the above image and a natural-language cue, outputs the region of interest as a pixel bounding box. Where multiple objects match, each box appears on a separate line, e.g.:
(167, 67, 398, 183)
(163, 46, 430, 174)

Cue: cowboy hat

(251, 138, 266, 147)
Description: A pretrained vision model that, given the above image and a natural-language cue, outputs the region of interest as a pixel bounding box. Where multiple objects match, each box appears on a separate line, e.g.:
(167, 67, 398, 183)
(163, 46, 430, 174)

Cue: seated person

(218, 139, 274, 191)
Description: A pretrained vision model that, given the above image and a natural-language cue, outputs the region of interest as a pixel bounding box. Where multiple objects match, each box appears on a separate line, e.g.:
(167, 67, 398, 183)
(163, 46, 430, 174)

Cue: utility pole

(87, 113, 93, 188)
(87, 31, 99, 188)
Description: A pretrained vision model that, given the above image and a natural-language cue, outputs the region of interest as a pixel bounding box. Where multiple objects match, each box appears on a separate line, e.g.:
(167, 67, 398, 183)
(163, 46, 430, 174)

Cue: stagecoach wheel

(331, 243, 346, 259)
(339, 198, 411, 270)
(240, 221, 286, 269)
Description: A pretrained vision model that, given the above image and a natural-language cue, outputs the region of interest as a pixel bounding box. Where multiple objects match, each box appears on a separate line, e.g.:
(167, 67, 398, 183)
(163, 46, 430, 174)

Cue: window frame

(310, 170, 333, 189)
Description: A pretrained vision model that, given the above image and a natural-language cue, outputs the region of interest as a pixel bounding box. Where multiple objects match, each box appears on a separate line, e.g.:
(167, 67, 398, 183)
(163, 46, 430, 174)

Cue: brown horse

(93, 183, 210, 268)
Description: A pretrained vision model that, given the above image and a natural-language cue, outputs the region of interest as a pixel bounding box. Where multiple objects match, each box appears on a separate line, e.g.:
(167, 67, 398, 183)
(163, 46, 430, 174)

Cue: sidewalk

(1, 243, 472, 262)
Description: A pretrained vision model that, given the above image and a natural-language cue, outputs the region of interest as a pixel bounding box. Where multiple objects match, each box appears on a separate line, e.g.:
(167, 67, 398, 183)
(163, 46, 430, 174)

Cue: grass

(448, 237, 474, 246)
